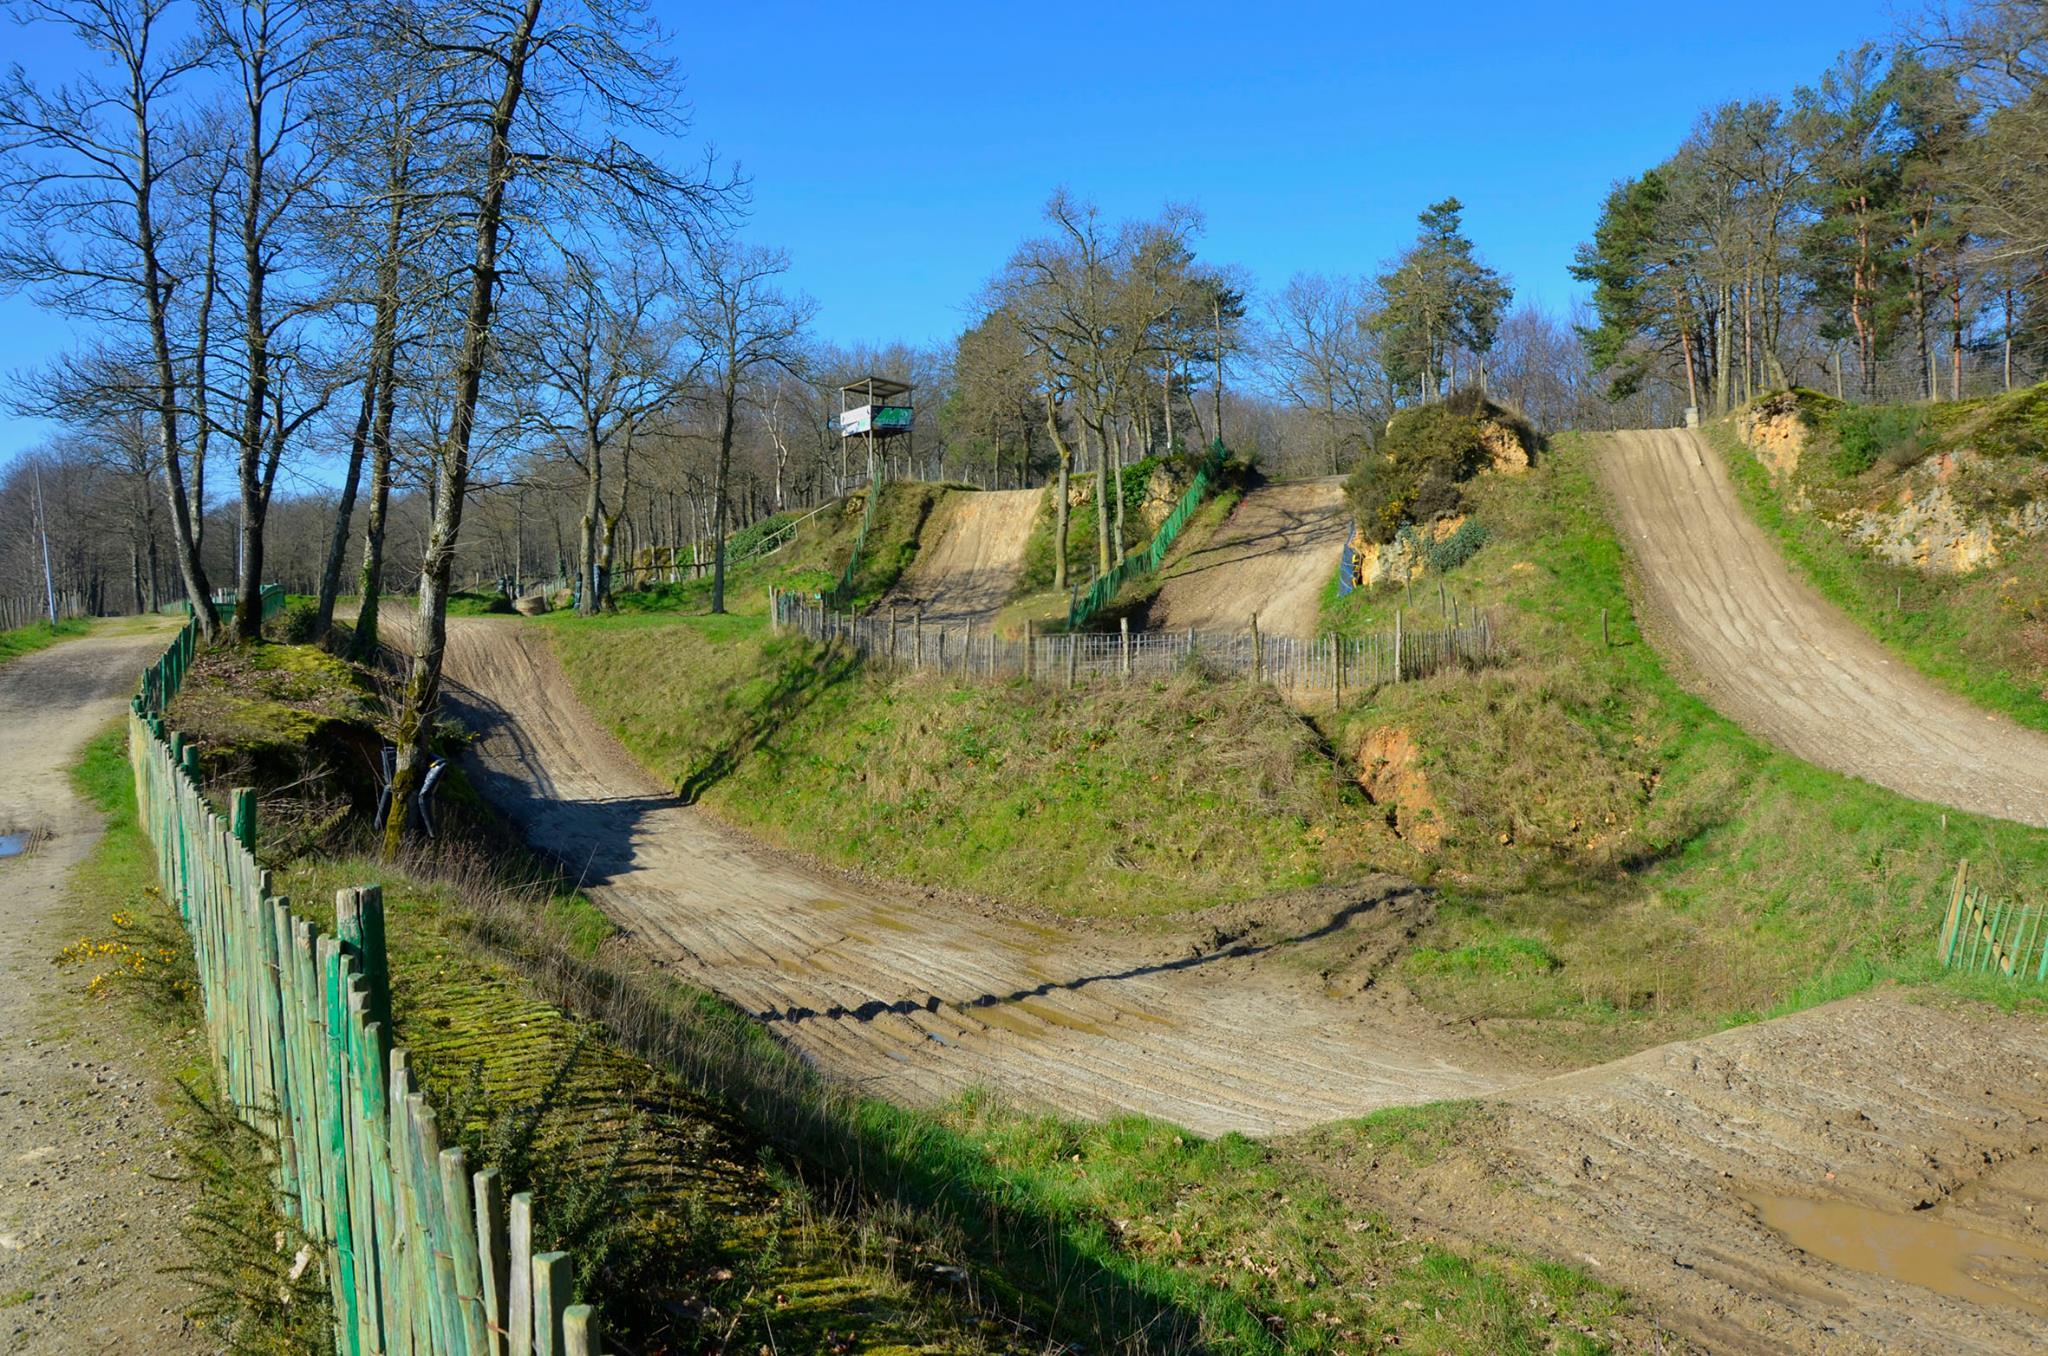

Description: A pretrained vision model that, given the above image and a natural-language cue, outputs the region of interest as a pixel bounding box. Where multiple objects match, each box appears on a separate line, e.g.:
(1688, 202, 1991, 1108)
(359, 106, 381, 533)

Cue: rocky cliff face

(1737, 399, 2048, 577)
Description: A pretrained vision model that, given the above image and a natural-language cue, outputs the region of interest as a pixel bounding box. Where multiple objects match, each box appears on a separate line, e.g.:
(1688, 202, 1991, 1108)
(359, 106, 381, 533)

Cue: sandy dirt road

(438, 618, 1507, 1136)
(1367, 994, 2048, 1354)
(875, 488, 1042, 625)
(1145, 478, 1351, 638)
(1598, 428, 2048, 828)
(0, 624, 205, 1354)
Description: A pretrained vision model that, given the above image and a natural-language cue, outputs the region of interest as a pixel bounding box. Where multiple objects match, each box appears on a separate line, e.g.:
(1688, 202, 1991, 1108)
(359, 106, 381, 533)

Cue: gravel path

(439, 618, 1509, 1136)
(876, 488, 1042, 626)
(1596, 428, 2048, 827)
(0, 624, 205, 1354)
(1145, 478, 1351, 638)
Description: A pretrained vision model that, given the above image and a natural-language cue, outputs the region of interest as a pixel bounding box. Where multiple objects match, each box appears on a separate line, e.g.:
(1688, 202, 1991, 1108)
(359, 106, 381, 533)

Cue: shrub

(1426, 518, 1491, 573)
(726, 511, 795, 563)
(265, 597, 322, 644)
(1828, 404, 1933, 477)
(1346, 404, 1493, 545)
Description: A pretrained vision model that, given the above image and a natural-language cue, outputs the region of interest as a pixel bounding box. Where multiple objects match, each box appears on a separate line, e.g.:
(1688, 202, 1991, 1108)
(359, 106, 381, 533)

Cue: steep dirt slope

(1597, 428, 2048, 828)
(0, 624, 205, 1354)
(1359, 994, 2048, 1354)
(1146, 478, 1350, 638)
(438, 618, 1508, 1136)
(875, 488, 1042, 625)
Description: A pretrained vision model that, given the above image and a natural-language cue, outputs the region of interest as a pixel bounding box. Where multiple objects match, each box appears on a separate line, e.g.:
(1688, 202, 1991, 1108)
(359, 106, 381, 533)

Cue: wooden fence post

(533, 1252, 572, 1356)
(475, 1168, 510, 1356)
(1066, 634, 1079, 688)
(1394, 609, 1404, 681)
(563, 1306, 599, 1356)
(1120, 616, 1131, 682)
(1250, 613, 1262, 683)
(230, 787, 256, 853)
(510, 1193, 534, 1356)
(914, 609, 923, 667)
(1023, 621, 1033, 681)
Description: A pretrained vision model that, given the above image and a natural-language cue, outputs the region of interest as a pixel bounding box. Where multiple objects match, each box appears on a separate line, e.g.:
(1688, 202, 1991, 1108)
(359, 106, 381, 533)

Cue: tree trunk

(1093, 415, 1113, 577)
(346, 336, 400, 661)
(233, 57, 273, 643)
(1045, 389, 1073, 592)
(383, 0, 540, 855)
(710, 381, 738, 614)
(316, 378, 376, 635)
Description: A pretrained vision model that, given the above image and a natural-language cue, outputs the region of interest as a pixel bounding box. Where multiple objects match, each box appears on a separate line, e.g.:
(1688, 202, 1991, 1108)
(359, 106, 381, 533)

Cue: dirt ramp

(877, 487, 1042, 625)
(1373, 996, 2048, 1353)
(1147, 478, 1350, 638)
(436, 617, 1509, 1136)
(1597, 428, 2048, 828)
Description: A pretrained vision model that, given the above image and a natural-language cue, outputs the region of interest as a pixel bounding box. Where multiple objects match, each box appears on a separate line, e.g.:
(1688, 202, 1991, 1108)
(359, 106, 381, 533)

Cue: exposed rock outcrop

(1356, 726, 1442, 851)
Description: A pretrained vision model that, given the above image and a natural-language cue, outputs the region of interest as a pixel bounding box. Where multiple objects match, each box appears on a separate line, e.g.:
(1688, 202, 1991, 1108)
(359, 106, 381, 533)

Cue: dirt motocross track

(438, 618, 1507, 1136)
(1597, 428, 2048, 828)
(1145, 477, 1352, 638)
(876, 487, 1042, 625)
(438, 616, 2048, 1351)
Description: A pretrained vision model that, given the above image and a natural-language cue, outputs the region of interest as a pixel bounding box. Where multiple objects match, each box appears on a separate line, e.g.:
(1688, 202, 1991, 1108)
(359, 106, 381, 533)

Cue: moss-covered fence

(129, 588, 605, 1356)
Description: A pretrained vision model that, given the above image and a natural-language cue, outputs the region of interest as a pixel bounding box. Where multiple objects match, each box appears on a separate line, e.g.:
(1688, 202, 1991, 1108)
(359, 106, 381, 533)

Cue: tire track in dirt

(0, 624, 205, 1354)
(875, 488, 1042, 626)
(1596, 428, 2048, 827)
(1145, 478, 1351, 639)
(438, 618, 1509, 1136)
(1366, 995, 2048, 1354)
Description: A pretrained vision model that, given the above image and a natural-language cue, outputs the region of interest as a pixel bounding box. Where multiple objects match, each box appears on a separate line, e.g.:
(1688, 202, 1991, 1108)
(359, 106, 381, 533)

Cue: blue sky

(0, 0, 1892, 463)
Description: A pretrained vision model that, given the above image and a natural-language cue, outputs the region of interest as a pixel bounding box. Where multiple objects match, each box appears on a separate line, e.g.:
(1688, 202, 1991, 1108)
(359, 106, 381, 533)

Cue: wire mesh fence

(773, 590, 1499, 698)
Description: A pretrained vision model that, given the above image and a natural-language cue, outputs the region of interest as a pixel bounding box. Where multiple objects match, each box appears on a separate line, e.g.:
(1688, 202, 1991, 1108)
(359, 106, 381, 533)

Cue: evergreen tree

(1371, 197, 1512, 401)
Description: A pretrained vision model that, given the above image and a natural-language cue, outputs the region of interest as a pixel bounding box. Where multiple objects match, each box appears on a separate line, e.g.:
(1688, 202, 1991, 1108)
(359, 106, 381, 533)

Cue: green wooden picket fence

(1938, 860, 2048, 982)
(1067, 440, 1229, 629)
(130, 591, 604, 1355)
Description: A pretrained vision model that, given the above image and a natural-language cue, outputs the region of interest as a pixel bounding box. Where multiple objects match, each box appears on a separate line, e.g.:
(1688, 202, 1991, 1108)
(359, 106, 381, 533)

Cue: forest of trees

(4, 1, 2043, 830)
(1573, 1, 2048, 414)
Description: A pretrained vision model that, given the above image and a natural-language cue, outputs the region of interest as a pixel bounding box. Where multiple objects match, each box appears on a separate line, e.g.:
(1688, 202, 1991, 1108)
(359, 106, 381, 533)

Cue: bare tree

(683, 240, 814, 615)
(514, 253, 692, 613)
(378, 0, 733, 851)
(0, 0, 221, 633)
(1262, 273, 1386, 474)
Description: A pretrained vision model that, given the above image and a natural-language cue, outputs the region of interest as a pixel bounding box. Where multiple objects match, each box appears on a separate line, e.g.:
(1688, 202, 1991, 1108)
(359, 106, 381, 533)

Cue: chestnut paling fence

(772, 589, 1499, 697)
(130, 587, 605, 1355)
(1939, 860, 2048, 983)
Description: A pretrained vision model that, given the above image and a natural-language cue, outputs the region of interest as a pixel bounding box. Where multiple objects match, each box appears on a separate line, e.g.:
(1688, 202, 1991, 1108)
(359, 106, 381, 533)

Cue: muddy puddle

(1748, 1191, 2048, 1316)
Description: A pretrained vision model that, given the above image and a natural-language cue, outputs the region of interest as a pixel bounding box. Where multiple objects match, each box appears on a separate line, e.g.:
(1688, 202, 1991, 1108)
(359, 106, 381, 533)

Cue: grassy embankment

(0, 617, 91, 666)
(143, 623, 1650, 1353)
(563, 436, 2048, 1062)
(1315, 433, 2048, 1057)
(1706, 383, 2048, 733)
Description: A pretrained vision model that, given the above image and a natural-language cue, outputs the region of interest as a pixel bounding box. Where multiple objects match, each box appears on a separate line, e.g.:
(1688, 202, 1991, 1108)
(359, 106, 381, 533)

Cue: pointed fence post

(230, 788, 256, 853)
